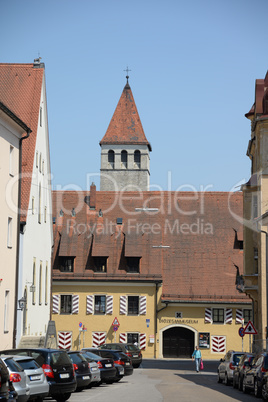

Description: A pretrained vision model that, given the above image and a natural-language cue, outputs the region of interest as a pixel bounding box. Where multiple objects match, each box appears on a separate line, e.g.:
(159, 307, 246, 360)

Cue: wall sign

(175, 312, 183, 318)
(199, 332, 210, 348)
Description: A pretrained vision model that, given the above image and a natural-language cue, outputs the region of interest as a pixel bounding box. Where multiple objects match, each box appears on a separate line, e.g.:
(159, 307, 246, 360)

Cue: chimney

(90, 183, 96, 210)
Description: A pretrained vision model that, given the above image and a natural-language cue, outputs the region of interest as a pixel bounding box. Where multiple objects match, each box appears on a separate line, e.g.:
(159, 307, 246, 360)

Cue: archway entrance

(163, 326, 194, 358)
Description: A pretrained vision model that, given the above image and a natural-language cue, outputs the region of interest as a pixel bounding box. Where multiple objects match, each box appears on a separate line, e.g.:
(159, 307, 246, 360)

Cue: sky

(1, 0, 268, 192)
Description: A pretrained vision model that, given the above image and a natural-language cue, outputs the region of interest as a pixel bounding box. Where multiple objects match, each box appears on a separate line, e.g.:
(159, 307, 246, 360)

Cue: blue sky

(1, 0, 268, 191)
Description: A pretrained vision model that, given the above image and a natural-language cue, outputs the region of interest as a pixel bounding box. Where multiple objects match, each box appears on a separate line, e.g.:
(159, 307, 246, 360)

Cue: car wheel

(55, 392, 72, 402)
(254, 379, 261, 398)
(224, 372, 230, 386)
(133, 364, 140, 368)
(262, 382, 268, 401)
(217, 371, 222, 383)
(243, 377, 249, 394)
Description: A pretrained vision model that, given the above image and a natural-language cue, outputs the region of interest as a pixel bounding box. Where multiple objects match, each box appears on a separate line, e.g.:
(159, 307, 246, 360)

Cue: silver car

(217, 350, 245, 385)
(12, 356, 49, 401)
(80, 352, 101, 386)
(1, 355, 30, 402)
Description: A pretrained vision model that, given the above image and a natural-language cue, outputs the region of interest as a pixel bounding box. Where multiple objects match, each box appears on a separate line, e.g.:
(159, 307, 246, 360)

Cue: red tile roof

(99, 82, 152, 151)
(52, 189, 248, 304)
(0, 63, 44, 221)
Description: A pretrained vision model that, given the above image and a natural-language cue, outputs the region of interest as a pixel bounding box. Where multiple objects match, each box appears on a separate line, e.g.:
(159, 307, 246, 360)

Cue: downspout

(13, 128, 31, 348)
(155, 281, 168, 359)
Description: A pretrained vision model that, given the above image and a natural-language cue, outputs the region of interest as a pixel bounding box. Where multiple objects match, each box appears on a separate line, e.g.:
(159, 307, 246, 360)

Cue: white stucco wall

(16, 75, 53, 344)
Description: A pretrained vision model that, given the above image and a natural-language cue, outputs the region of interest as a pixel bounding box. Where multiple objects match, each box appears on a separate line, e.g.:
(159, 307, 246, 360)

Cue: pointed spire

(100, 76, 151, 151)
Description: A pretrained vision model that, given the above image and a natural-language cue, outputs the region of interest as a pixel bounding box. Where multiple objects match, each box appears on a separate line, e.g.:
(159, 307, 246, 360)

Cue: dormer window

(134, 150, 141, 169)
(121, 150, 127, 168)
(108, 150, 115, 169)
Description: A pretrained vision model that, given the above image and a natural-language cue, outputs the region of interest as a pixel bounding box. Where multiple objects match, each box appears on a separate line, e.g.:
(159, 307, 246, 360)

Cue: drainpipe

(155, 282, 169, 359)
(13, 128, 31, 348)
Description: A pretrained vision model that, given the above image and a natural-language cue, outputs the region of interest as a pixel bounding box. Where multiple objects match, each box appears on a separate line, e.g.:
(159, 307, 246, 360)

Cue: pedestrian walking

(192, 346, 202, 372)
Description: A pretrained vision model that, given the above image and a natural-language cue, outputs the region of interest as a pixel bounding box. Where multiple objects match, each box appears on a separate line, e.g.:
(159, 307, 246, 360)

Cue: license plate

(60, 373, 70, 379)
(30, 375, 41, 381)
(91, 367, 98, 372)
(125, 362, 130, 365)
(82, 375, 90, 380)
(105, 364, 112, 368)
(133, 354, 138, 357)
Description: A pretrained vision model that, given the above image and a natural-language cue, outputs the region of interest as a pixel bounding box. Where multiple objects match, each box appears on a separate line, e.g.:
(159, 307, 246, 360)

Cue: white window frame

(4, 290, 10, 333)
(9, 145, 14, 176)
(7, 217, 12, 248)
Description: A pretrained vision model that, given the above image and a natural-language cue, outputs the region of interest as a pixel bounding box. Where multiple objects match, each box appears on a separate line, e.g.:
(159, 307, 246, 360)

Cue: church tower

(100, 75, 151, 191)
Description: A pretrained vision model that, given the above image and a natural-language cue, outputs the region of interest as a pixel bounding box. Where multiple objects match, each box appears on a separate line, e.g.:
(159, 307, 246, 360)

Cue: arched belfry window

(134, 150, 141, 169)
(108, 150, 115, 169)
(121, 150, 128, 168)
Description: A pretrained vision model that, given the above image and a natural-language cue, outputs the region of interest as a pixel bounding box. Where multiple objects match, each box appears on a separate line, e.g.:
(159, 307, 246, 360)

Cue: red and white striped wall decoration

(92, 332, 106, 348)
(52, 295, 59, 314)
(225, 309, 232, 324)
(58, 331, 72, 350)
(106, 295, 113, 314)
(139, 296, 147, 315)
(139, 333, 146, 350)
(86, 295, 93, 314)
(205, 308, 212, 323)
(236, 309, 243, 324)
(72, 295, 79, 314)
(211, 336, 226, 353)
(120, 296, 127, 315)
(119, 333, 127, 343)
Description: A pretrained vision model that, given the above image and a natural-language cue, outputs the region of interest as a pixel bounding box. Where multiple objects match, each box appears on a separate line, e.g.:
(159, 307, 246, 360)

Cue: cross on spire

(124, 66, 131, 83)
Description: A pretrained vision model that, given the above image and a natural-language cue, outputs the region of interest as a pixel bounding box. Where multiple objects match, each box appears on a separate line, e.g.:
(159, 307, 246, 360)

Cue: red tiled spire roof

(100, 80, 152, 151)
(0, 63, 44, 221)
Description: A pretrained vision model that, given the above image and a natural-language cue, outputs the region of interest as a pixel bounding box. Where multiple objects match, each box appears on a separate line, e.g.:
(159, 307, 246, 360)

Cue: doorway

(163, 326, 194, 358)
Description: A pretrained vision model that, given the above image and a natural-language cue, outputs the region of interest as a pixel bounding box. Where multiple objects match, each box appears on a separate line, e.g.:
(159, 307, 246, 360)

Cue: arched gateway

(163, 327, 194, 358)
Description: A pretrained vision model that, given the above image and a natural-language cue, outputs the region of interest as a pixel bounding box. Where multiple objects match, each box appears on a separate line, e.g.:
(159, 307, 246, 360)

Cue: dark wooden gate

(163, 327, 194, 358)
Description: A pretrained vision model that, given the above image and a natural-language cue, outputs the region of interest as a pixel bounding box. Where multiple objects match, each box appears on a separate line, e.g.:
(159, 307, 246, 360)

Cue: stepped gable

(52, 189, 247, 304)
(99, 81, 152, 151)
(0, 63, 44, 221)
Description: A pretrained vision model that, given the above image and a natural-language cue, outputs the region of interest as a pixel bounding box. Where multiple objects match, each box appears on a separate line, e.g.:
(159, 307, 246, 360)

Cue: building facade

(0, 62, 53, 346)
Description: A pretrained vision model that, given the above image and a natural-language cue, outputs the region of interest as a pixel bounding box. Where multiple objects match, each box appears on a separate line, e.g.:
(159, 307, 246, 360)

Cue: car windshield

(233, 354, 244, 365)
(83, 351, 103, 361)
(17, 359, 40, 370)
(126, 345, 140, 351)
(68, 353, 87, 364)
(4, 358, 24, 372)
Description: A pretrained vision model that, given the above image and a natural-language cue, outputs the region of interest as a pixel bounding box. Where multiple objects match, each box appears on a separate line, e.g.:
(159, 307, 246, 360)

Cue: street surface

(64, 359, 256, 402)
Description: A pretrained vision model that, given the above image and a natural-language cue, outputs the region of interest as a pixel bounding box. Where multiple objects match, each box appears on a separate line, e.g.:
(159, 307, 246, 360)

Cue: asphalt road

(65, 359, 256, 402)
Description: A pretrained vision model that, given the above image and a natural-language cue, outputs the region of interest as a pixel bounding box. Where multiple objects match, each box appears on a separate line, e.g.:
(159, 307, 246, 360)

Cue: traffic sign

(238, 327, 245, 337)
(113, 326, 119, 331)
(112, 317, 120, 327)
(79, 322, 83, 328)
(244, 320, 258, 335)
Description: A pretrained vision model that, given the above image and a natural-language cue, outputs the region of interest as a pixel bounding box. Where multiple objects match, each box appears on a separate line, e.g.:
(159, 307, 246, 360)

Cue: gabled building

(0, 61, 53, 346)
(51, 79, 250, 359)
(0, 101, 31, 349)
(243, 71, 268, 351)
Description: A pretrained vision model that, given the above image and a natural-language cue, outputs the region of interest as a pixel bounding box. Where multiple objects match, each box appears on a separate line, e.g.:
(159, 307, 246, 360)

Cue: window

(36, 151, 38, 168)
(40, 107, 42, 127)
(121, 150, 127, 168)
(38, 183, 41, 223)
(128, 296, 139, 315)
(39, 154, 42, 173)
(45, 262, 48, 305)
(134, 150, 141, 168)
(42, 160, 45, 175)
(94, 295, 106, 314)
(7, 217, 12, 248)
(32, 197, 35, 215)
(60, 295, 72, 314)
(243, 309, 253, 324)
(58, 257, 74, 272)
(4, 290, 9, 333)
(9, 145, 14, 176)
(93, 257, 107, 272)
(44, 207, 47, 223)
(127, 333, 139, 344)
(252, 194, 258, 219)
(32, 259, 36, 305)
(126, 257, 140, 273)
(108, 150, 115, 169)
(39, 262, 42, 305)
(213, 308, 224, 323)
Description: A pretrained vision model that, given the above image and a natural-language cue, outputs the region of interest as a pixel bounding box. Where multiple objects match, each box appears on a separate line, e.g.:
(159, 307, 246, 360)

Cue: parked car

(242, 352, 268, 397)
(0, 349, 76, 402)
(99, 343, 142, 368)
(80, 350, 116, 384)
(0, 356, 30, 402)
(217, 350, 245, 385)
(91, 349, 133, 378)
(0, 357, 11, 401)
(66, 352, 91, 391)
(232, 353, 254, 391)
(79, 354, 101, 387)
(261, 372, 268, 400)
